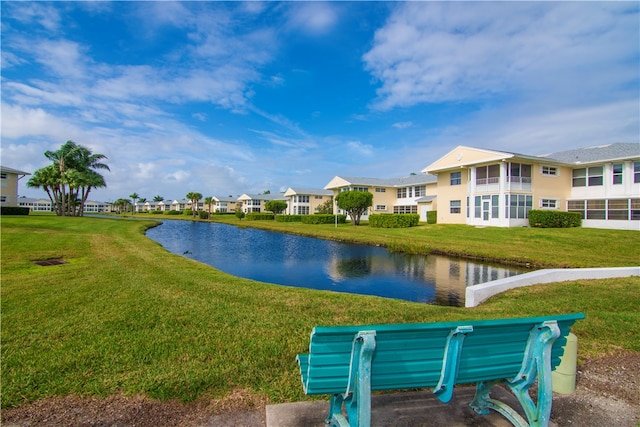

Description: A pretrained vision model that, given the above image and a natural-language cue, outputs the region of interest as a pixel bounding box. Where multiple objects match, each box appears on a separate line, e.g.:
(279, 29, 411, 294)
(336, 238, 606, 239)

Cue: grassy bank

(1, 215, 639, 409)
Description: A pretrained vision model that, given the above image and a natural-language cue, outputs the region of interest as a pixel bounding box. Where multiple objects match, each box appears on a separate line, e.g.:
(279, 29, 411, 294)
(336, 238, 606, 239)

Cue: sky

(2, 1, 638, 203)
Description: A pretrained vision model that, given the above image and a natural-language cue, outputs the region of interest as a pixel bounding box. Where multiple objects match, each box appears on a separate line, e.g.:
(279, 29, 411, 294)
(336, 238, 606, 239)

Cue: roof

(212, 196, 238, 203)
(326, 174, 437, 189)
(0, 166, 31, 175)
(538, 143, 640, 165)
(284, 187, 333, 197)
(238, 193, 287, 201)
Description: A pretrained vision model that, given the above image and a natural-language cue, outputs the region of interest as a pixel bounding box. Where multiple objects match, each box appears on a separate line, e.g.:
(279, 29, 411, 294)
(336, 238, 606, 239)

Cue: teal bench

(296, 313, 584, 427)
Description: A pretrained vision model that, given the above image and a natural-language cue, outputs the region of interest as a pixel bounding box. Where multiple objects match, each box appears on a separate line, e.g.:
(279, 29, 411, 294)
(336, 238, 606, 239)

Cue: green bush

(183, 209, 193, 216)
(369, 214, 420, 228)
(528, 210, 582, 228)
(245, 212, 275, 221)
(198, 210, 209, 220)
(302, 214, 347, 224)
(235, 210, 245, 220)
(164, 210, 182, 215)
(0, 207, 30, 215)
(276, 215, 303, 222)
(427, 211, 437, 224)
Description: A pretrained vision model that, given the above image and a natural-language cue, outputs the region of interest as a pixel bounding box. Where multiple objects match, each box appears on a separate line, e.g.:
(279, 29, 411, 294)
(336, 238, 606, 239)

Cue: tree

(129, 193, 139, 214)
(334, 190, 373, 226)
(153, 195, 164, 202)
(186, 192, 202, 219)
(264, 200, 287, 216)
(39, 140, 110, 216)
(112, 198, 131, 214)
(316, 198, 333, 214)
(204, 196, 214, 214)
(27, 165, 60, 212)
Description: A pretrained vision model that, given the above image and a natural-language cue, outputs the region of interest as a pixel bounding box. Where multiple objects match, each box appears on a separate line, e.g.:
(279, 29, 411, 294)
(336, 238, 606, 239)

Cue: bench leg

(469, 321, 561, 427)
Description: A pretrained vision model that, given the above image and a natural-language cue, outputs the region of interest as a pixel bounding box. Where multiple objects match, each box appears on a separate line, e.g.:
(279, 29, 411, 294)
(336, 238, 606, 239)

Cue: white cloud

(285, 2, 338, 35)
(347, 140, 373, 157)
(392, 121, 413, 129)
(364, 2, 638, 110)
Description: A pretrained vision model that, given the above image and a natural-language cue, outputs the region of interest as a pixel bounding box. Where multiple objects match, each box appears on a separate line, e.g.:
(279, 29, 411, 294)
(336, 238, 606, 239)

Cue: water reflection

(146, 221, 524, 306)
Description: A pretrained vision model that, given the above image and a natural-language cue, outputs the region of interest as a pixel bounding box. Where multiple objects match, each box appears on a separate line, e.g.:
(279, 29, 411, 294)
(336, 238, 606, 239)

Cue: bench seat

(297, 313, 584, 427)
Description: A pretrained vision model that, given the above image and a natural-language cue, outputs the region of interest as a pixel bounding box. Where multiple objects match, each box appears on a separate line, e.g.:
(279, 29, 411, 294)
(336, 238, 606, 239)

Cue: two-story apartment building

(0, 166, 31, 207)
(324, 175, 438, 222)
(423, 143, 639, 230)
(209, 196, 238, 214)
(283, 187, 333, 215)
(238, 193, 288, 213)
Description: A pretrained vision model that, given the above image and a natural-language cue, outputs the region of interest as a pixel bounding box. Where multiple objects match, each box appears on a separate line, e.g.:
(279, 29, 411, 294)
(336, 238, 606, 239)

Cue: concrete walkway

(266, 387, 552, 427)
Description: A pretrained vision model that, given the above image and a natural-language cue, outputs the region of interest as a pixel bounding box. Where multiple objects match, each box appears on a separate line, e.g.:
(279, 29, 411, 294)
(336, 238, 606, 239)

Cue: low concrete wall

(465, 266, 640, 308)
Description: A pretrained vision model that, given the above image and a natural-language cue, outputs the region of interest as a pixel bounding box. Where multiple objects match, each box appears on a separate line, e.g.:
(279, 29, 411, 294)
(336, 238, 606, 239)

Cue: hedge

(0, 207, 30, 215)
(245, 212, 275, 221)
(301, 214, 347, 224)
(164, 210, 182, 215)
(198, 210, 209, 220)
(276, 215, 303, 222)
(528, 209, 582, 228)
(369, 214, 420, 228)
(427, 211, 437, 224)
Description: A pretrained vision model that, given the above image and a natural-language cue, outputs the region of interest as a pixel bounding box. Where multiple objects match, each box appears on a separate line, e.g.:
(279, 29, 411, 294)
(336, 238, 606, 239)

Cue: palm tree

(27, 165, 60, 212)
(186, 192, 202, 219)
(204, 196, 214, 214)
(41, 140, 110, 216)
(130, 192, 139, 214)
(153, 195, 164, 202)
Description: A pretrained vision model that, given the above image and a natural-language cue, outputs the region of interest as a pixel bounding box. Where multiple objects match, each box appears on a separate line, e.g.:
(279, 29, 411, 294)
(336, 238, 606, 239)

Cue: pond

(146, 221, 525, 306)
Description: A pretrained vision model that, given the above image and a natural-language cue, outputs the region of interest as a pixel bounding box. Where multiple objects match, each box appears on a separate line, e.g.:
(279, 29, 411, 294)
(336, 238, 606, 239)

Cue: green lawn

(1, 215, 638, 409)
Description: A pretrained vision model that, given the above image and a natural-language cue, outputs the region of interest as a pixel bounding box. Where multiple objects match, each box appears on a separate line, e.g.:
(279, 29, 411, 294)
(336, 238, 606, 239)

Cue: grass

(1, 215, 639, 409)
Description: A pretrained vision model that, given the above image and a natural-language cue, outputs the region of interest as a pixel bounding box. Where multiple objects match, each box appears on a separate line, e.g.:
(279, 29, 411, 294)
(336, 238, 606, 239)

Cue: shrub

(528, 210, 582, 228)
(164, 210, 182, 215)
(0, 207, 30, 215)
(427, 211, 437, 224)
(245, 212, 275, 221)
(183, 209, 193, 216)
(198, 210, 209, 220)
(276, 215, 303, 222)
(235, 210, 245, 220)
(369, 214, 420, 228)
(302, 214, 347, 224)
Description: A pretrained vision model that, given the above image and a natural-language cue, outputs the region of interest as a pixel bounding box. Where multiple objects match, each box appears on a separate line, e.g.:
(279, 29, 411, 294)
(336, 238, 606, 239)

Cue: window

(476, 165, 500, 185)
(508, 163, 532, 183)
(542, 166, 557, 176)
(588, 167, 603, 186)
(394, 205, 417, 214)
(375, 187, 386, 193)
(567, 200, 585, 218)
(314, 195, 323, 200)
(396, 187, 407, 198)
(375, 205, 387, 211)
(450, 200, 461, 214)
(414, 186, 426, 197)
(0, 196, 6, 203)
(506, 194, 533, 219)
(0, 173, 6, 179)
(572, 169, 586, 187)
(635, 162, 640, 183)
(347, 187, 368, 192)
(608, 199, 628, 220)
(541, 199, 557, 209)
(586, 199, 606, 219)
(296, 195, 309, 203)
(450, 172, 461, 185)
(613, 164, 623, 185)
(474, 196, 481, 218)
(632, 199, 640, 220)
(298, 206, 310, 215)
(491, 195, 499, 218)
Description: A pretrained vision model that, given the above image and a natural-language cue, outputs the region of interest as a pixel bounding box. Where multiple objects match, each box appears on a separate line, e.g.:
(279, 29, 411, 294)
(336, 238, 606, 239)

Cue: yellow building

(283, 187, 333, 215)
(324, 175, 438, 222)
(423, 143, 639, 230)
(0, 166, 30, 207)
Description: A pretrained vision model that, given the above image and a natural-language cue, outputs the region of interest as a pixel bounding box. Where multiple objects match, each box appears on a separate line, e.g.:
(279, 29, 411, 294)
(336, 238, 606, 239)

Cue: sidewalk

(265, 386, 547, 427)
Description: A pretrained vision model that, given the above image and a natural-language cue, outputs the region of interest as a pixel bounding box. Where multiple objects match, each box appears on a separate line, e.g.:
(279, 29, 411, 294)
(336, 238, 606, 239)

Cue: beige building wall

(434, 170, 470, 224)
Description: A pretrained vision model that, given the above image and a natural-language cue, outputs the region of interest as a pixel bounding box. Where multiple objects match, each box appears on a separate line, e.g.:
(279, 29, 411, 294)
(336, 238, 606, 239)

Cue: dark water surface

(146, 221, 524, 306)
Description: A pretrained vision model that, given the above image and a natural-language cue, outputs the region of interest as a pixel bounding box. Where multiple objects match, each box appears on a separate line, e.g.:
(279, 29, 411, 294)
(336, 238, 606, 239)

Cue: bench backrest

(299, 313, 584, 395)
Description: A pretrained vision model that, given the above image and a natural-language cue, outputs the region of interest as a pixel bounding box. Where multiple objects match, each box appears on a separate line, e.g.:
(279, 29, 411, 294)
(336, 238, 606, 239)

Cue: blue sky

(2, 1, 638, 203)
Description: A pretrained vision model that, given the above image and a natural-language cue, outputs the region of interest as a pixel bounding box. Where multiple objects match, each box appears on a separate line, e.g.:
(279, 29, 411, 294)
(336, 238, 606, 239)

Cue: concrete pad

(267, 386, 554, 427)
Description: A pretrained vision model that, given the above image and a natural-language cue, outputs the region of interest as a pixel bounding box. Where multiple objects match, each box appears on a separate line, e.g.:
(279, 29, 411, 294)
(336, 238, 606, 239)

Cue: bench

(296, 312, 584, 427)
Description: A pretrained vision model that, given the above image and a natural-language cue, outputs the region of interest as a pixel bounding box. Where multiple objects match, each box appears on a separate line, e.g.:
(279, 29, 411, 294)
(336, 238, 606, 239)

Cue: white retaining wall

(465, 267, 640, 308)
